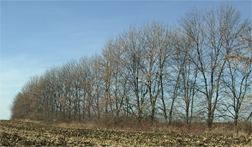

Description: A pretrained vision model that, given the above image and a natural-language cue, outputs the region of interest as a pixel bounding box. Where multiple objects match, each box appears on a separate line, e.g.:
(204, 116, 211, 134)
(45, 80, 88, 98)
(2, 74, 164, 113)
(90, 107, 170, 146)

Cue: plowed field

(0, 120, 251, 146)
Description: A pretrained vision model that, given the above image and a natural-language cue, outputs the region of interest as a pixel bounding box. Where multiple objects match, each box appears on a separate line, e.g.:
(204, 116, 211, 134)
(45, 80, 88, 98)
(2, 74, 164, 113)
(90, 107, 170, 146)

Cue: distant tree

(179, 3, 249, 128)
(119, 26, 149, 123)
(92, 55, 104, 120)
(11, 75, 42, 120)
(141, 21, 172, 123)
(172, 31, 198, 125)
(221, 57, 251, 126)
(79, 56, 93, 120)
(11, 92, 26, 119)
(10, 2, 251, 128)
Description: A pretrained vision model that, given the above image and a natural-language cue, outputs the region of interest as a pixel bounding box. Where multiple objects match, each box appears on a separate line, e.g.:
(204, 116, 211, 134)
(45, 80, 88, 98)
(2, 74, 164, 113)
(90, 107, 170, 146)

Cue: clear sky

(0, 1, 251, 120)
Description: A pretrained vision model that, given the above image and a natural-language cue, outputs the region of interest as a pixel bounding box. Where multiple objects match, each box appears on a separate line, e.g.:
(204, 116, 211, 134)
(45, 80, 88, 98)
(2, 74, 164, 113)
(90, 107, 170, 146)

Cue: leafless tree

(179, 2, 250, 128)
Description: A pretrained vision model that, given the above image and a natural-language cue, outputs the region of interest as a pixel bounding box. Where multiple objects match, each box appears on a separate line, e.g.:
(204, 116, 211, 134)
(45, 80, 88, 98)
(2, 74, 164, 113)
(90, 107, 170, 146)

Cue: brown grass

(17, 119, 252, 137)
(2, 119, 251, 146)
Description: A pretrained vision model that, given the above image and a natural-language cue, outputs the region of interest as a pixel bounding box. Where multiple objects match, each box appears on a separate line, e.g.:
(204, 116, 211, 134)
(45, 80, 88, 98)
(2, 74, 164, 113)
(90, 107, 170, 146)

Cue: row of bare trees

(11, 3, 251, 128)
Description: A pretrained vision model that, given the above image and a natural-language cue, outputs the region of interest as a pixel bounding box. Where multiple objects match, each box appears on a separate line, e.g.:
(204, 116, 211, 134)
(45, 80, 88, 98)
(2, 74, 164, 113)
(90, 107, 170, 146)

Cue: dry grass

(22, 119, 252, 137)
(1, 119, 251, 146)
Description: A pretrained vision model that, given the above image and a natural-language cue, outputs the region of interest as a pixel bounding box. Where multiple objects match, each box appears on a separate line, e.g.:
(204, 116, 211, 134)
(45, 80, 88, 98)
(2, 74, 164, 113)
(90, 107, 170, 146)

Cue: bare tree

(173, 31, 198, 125)
(222, 58, 251, 126)
(179, 3, 250, 128)
(92, 55, 104, 120)
(119, 26, 149, 123)
(11, 2, 251, 128)
(141, 21, 174, 123)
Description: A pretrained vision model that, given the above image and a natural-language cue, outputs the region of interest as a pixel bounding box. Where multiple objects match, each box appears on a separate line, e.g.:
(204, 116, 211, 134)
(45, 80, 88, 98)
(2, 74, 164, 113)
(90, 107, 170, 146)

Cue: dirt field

(0, 119, 251, 146)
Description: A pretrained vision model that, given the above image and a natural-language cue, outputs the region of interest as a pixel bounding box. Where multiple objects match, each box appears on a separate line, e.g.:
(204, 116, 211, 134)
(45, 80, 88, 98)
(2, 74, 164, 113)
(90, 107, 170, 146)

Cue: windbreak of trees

(11, 3, 251, 128)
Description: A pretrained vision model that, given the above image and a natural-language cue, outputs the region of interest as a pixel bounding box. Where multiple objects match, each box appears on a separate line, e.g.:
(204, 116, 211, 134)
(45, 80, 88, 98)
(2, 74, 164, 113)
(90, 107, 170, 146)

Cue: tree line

(11, 3, 251, 128)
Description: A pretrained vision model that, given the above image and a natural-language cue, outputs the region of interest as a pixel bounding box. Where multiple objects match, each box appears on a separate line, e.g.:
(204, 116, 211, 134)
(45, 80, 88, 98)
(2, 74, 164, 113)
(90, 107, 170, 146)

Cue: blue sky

(0, 1, 251, 120)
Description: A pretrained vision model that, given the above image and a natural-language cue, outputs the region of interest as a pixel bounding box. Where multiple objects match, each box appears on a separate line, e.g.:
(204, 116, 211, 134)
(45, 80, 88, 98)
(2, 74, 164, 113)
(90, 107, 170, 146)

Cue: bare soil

(0, 119, 251, 146)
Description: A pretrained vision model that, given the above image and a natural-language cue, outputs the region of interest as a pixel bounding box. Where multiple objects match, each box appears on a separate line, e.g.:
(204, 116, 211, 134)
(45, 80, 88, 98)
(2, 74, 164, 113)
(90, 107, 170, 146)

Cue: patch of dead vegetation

(1, 119, 251, 146)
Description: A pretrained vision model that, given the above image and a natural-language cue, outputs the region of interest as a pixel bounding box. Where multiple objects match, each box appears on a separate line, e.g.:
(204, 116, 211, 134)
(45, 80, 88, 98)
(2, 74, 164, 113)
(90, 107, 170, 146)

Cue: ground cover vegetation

(9, 2, 252, 144)
(1, 119, 251, 146)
